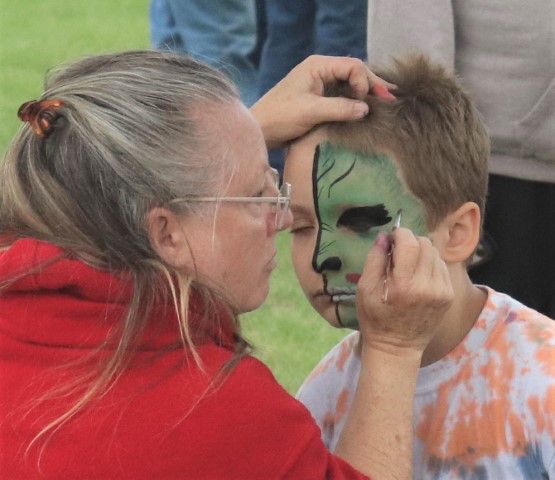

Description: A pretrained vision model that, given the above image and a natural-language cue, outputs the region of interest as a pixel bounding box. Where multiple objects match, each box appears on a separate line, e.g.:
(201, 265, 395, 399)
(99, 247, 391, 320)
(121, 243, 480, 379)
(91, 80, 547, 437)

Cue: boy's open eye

(337, 205, 392, 235)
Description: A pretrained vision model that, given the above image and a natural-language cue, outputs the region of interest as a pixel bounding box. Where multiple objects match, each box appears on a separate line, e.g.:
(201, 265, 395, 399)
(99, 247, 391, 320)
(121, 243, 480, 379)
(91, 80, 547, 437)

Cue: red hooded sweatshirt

(0, 239, 369, 479)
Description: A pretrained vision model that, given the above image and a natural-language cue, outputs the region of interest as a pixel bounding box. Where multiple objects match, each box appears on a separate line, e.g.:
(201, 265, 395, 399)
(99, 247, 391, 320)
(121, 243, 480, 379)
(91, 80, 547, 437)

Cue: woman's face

(285, 129, 427, 329)
(179, 101, 292, 313)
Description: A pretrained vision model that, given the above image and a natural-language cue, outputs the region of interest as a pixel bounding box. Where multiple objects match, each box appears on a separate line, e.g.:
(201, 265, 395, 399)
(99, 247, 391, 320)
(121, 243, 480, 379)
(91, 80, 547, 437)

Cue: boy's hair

(326, 54, 490, 229)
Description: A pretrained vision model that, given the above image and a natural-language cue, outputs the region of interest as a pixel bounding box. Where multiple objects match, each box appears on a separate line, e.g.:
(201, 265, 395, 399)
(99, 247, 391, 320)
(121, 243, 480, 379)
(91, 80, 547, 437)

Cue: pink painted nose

(346, 273, 361, 284)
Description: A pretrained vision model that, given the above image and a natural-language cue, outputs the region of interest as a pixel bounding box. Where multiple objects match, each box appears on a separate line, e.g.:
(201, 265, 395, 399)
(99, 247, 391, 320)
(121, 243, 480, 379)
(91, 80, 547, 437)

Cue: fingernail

(373, 83, 396, 101)
(353, 102, 369, 118)
(374, 232, 390, 253)
(383, 90, 396, 101)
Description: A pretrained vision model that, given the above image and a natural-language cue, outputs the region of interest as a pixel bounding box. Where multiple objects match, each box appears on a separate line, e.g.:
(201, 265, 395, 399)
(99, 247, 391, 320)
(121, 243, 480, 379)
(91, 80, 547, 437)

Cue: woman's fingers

(357, 232, 390, 298)
(251, 54, 396, 149)
(308, 96, 369, 123)
(390, 228, 421, 284)
(312, 55, 371, 99)
(356, 228, 454, 353)
(304, 55, 396, 100)
(372, 82, 397, 101)
(412, 237, 435, 286)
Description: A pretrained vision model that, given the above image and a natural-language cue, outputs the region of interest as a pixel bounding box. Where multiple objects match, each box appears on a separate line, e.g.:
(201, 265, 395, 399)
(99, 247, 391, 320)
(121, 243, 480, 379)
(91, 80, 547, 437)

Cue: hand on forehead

(313, 142, 426, 232)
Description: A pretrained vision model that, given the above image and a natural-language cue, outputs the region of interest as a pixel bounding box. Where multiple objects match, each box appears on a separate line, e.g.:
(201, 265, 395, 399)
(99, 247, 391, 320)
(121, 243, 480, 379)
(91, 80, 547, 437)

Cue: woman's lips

(346, 273, 361, 284)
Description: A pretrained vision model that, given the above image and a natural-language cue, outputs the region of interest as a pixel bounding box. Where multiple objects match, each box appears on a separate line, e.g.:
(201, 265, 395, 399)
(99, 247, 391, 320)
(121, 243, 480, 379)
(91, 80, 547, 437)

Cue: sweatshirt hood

(0, 238, 234, 351)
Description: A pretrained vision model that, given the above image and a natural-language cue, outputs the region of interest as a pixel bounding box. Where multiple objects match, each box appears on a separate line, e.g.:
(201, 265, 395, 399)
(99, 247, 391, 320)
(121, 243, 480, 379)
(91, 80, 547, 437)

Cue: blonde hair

(326, 54, 490, 229)
(0, 50, 249, 456)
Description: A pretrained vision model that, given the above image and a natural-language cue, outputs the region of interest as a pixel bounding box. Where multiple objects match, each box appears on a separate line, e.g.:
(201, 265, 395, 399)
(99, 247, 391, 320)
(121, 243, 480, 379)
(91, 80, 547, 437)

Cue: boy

(284, 55, 555, 479)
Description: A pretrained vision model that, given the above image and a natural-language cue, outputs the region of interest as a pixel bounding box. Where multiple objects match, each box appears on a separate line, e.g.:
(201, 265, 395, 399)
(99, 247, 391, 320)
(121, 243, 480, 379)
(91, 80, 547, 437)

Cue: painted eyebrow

(327, 157, 357, 198)
(316, 145, 335, 185)
(337, 205, 392, 227)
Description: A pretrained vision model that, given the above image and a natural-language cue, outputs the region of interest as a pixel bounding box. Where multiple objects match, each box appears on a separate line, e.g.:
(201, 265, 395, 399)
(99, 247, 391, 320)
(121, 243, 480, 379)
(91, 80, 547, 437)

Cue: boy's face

(285, 129, 427, 329)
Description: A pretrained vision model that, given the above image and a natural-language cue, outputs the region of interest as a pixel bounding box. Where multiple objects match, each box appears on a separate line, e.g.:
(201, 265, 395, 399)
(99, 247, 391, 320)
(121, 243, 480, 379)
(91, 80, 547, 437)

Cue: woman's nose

(267, 207, 293, 234)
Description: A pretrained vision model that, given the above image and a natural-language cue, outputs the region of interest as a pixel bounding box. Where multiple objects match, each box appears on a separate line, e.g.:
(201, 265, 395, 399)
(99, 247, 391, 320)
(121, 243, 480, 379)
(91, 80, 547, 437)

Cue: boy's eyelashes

(290, 205, 392, 234)
(290, 222, 316, 234)
(337, 205, 392, 234)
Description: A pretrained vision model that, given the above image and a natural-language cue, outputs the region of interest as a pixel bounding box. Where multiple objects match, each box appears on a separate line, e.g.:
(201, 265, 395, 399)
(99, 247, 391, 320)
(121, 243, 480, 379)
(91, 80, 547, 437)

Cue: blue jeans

(258, 0, 368, 96)
(257, 0, 368, 174)
(150, 0, 258, 106)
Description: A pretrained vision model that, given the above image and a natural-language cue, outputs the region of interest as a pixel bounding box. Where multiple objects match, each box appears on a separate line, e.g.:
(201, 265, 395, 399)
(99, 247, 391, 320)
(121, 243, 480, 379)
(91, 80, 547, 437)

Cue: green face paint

(312, 142, 427, 329)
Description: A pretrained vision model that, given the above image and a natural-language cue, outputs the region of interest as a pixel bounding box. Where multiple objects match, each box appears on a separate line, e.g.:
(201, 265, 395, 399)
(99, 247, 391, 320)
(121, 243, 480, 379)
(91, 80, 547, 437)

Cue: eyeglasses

(169, 168, 292, 229)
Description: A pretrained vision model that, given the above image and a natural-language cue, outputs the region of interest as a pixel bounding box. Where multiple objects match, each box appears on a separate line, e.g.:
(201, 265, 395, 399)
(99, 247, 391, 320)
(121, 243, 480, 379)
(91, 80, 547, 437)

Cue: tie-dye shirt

(297, 288, 555, 479)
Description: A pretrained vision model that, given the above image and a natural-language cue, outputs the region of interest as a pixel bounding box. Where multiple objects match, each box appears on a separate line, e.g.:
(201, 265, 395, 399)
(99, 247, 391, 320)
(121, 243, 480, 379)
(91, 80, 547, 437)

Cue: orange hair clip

(17, 99, 64, 138)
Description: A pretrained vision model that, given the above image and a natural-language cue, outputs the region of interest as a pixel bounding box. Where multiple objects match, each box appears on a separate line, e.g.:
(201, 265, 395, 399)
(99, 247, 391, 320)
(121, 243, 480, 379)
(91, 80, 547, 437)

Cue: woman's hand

(356, 228, 454, 355)
(250, 55, 395, 149)
(335, 228, 453, 479)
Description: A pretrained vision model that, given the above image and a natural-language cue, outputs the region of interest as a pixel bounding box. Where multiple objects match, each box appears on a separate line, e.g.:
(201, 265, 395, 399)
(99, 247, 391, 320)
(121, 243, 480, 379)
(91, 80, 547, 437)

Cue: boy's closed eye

(290, 205, 318, 234)
(337, 205, 392, 234)
(290, 220, 316, 235)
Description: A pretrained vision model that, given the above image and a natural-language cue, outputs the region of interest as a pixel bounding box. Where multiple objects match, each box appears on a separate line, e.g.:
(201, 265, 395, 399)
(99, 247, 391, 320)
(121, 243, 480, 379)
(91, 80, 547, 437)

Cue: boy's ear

(432, 202, 481, 264)
(146, 207, 192, 270)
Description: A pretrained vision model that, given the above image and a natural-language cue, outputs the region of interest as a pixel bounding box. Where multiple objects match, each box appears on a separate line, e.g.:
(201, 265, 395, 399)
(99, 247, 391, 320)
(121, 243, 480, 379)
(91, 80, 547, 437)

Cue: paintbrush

(332, 209, 403, 305)
(382, 209, 402, 303)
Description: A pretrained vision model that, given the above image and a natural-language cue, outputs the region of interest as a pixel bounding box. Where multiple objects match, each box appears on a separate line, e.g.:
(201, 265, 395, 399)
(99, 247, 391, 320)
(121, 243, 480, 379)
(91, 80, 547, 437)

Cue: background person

(149, 0, 259, 106)
(366, 0, 555, 318)
(0, 51, 451, 480)
(285, 55, 555, 479)
(258, 0, 369, 175)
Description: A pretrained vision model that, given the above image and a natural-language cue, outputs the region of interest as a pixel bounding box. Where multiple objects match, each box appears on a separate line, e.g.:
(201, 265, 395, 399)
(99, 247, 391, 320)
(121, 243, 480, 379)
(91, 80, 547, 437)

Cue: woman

(0, 50, 452, 479)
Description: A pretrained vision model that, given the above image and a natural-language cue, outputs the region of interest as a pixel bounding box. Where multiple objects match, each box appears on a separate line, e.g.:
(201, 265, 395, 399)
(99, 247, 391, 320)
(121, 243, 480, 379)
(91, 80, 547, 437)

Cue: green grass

(0, 0, 150, 146)
(0, 1, 348, 393)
